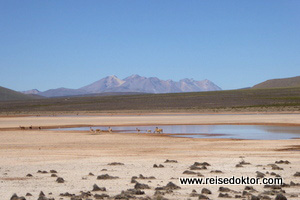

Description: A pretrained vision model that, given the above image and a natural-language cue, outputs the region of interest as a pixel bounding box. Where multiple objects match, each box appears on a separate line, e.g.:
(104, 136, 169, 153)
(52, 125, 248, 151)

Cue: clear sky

(1, 0, 300, 91)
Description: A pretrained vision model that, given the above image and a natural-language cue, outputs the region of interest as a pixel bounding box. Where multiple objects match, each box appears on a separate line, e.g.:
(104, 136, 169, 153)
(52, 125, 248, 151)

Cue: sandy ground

(0, 114, 300, 200)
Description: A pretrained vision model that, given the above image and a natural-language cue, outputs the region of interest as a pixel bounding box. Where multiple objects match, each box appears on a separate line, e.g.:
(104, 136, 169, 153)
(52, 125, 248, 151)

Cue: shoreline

(2, 122, 300, 132)
(1, 113, 300, 128)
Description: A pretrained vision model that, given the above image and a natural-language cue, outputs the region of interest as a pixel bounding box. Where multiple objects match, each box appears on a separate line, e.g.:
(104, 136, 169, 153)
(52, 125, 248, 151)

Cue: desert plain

(0, 113, 300, 200)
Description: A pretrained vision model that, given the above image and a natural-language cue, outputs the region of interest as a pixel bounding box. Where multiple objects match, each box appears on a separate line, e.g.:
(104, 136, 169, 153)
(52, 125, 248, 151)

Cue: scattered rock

(193, 162, 210, 166)
(153, 164, 164, 168)
(108, 162, 124, 166)
(10, 194, 18, 200)
(92, 184, 106, 191)
(290, 181, 296, 186)
(271, 164, 283, 170)
(218, 193, 231, 198)
(243, 186, 257, 192)
(154, 190, 165, 196)
(219, 187, 231, 192)
(164, 159, 178, 163)
(125, 188, 145, 195)
(88, 172, 94, 176)
(164, 182, 181, 190)
(235, 164, 243, 168)
(69, 195, 88, 200)
(155, 187, 164, 190)
(135, 182, 151, 189)
(78, 191, 93, 199)
(183, 170, 204, 177)
(155, 182, 181, 191)
(201, 188, 212, 194)
(259, 195, 271, 200)
(138, 174, 156, 179)
(10, 194, 26, 200)
(114, 191, 135, 199)
(294, 172, 300, 177)
(256, 171, 265, 178)
(39, 191, 45, 197)
(26, 174, 33, 177)
(190, 165, 207, 170)
(245, 186, 255, 191)
(264, 185, 281, 189)
(261, 189, 286, 196)
(131, 176, 138, 183)
(290, 181, 300, 186)
(183, 170, 197, 174)
(94, 193, 109, 199)
(56, 177, 65, 183)
(280, 183, 290, 187)
(275, 160, 290, 164)
(97, 174, 119, 179)
(60, 192, 74, 197)
(51, 174, 57, 177)
(210, 170, 223, 173)
(37, 170, 48, 174)
(251, 195, 260, 200)
(239, 160, 251, 165)
(25, 193, 32, 196)
(190, 190, 199, 197)
(275, 194, 287, 200)
(50, 170, 57, 173)
(37, 191, 55, 200)
(198, 194, 209, 199)
(153, 195, 169, 200)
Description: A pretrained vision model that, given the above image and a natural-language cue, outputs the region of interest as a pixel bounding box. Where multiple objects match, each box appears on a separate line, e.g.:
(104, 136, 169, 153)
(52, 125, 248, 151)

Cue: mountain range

(1, 75, 299, 101)
(23, 75, 222, 97)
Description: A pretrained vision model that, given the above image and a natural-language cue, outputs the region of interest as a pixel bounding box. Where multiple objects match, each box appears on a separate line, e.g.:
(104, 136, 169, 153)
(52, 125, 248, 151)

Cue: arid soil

(0, 114, 300, 200)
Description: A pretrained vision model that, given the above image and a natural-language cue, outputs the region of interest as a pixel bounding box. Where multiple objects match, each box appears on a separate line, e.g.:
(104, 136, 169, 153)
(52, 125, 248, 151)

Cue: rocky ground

(1, 114, 300, 200)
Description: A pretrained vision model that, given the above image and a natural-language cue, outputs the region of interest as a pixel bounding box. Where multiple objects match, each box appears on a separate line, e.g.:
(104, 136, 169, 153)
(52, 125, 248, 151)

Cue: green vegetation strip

(0, 87, 300, 113)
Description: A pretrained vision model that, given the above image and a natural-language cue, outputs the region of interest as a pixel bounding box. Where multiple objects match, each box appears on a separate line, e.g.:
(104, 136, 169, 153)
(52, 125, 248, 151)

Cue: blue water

(55, 125, 300, 140)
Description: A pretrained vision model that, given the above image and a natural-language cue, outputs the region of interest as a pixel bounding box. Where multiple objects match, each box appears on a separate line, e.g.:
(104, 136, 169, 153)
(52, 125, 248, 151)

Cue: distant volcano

(22, 75, 222, 97)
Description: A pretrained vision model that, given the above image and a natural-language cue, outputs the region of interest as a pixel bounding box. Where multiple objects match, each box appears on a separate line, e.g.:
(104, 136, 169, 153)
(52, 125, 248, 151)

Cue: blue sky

(1, 0, 299, 91)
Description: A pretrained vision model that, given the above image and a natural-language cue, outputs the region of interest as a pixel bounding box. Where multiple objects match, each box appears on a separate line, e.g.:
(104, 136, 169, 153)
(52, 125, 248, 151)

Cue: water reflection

(58, 125, 300, 140)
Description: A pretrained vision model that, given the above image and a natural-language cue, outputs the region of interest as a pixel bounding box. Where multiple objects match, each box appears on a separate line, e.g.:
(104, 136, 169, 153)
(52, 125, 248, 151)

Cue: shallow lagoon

(57, 125, 300, 140)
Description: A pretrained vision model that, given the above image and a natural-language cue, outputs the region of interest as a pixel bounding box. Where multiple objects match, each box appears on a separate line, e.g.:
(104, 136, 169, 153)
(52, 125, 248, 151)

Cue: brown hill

(253, 76, 300, 89)
(0, 86, 40, 101)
